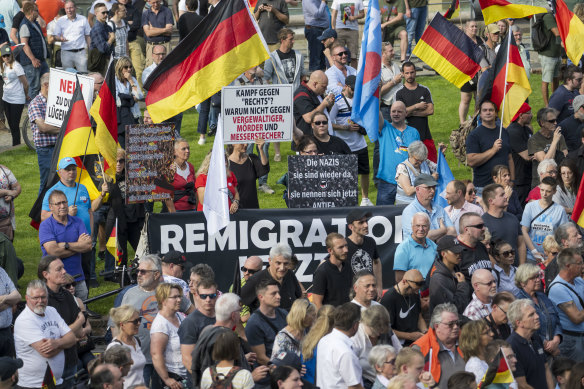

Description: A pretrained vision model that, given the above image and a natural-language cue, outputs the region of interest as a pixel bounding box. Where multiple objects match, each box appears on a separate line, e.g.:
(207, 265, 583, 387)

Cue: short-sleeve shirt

(150, 313, 187, 378)
(54, 15, 91, 51)
(538, 13, 561, 58)
(380, 62, 402, 105)
(316, 329, 363, 389)
(528, 130, 567, 187)
(0, 268, 16, 329)
(42, 181, 92, 233)
(325, 65, 357, 95)
(380, 287, 421, 345)
(506, 332, 548, 389)
(245, 308, 287, 358)
(506, 122, 533, 187)
(482, 212, 521, 256)
(548, 275, 584, 332)
(2, 61, 25, 104)
(393, 235, 437, 278)
(312, 257, 353, 306)
(377, 121, 420, 184)
(521, 201, 568, 260)
(240, 268, 302, 312)
(329, 93, 367, 151)
(401, 198, 454, 237)
(294, 83, 322, 135)
(466, 124, 512, 187)
(346, 235, 379, 275)
(331, 0, 364, 30)
(548, 85, 579, 123)
(141, 6, 174, 43)
(178, 309, 216, 346)
(314, 135, 352, 155)
(458, 241, 491, 281)
(90, 0, 117, 13)
(383, 0, 406, 31)
(0, 166, 17, 221)
(396, 85, 433, 141)
(253, 0, 289, 44)
(559, 115, 584, 153)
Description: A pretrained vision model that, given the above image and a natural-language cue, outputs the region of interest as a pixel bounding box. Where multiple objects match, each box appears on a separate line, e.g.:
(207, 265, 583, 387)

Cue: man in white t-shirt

(325, 42, 357, 95)
(14, 280, 76, 387)
(330, 0, 364, 68)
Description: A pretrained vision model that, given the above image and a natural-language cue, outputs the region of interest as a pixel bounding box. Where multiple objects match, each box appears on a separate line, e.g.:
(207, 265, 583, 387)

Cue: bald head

(308, 71, 328, 95)
(404, 269, 423, 282)
(471, 269, 496, 302)
(242, 256, 263, 280)
(390, 101, 407, 124)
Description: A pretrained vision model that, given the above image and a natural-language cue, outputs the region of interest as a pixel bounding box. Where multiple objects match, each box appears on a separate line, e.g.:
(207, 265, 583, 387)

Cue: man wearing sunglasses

(324, 43, 356, 95)
(456, 212, 491, 282)
(230, 256, 262, 323)
(462, 269, 497, 320)
(88, 2, 115, 75)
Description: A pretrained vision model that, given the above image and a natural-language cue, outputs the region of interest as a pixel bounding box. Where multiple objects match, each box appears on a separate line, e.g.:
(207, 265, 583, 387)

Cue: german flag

(552, 0, 584, 66)
(412, 13, 483, 88)
(90, 60, 118, 179)
(42, 362, 56, 389)
(478, 0, 547, 25)
(478, 350, 514, 387)
(444, 0, 460, 19)
(106, 219, 121, 266)
(487, 30, 531, 126)
(572, 170, 584, 227)
(144, 0, 270, 123)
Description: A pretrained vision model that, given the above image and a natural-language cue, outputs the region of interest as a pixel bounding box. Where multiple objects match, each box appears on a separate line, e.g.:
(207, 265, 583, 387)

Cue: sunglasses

(241, 266, 259, 274)
(64, 282, 76, 288)
(384, 358, 396, 365)
(1, 55, 10, 58)
(313, 120, 328, 126)
(499, 249, 515, 257)
(336, 51, 349, 56)
(199, 293, 218, 300)
(546, 119, 557, 123)
(467, 223, 485, 230)
(123, 65, 132, 69)
(126, 317, 142, 325)
(117, 159, 125, 163)
(405, 279, 425, 287)
(467, 189, 476, 194)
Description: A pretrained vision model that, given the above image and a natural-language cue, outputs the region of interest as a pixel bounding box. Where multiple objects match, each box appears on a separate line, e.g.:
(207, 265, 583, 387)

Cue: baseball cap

(436, 235, 465, 254)
(485, 23, 501, 34)
(0, 45, 10, 57)
(271, 351, 302, 371)
(346, 209, 372, 224)
(162, 250, 188, 265)
(317, 28, 337, 41)
(345, 75, 356, 89)
(58, 157, 77, 171)
(413, 173, 438, 187)
(0, 357, 23, 381)
(573, 94, 584, 112)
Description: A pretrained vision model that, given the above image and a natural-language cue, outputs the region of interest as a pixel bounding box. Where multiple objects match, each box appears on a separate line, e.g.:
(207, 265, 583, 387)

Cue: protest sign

(222, 84, 293, 144)
(147, 205, 405, 289)
(288, 155, 358, 208)
(45, 68, 94, 127)
(125, 123, 175, 204)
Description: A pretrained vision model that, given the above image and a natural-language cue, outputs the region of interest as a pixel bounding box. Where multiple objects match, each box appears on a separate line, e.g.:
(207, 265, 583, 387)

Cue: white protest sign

(45, 68, 95, 127)
(222, 84, 293, 144)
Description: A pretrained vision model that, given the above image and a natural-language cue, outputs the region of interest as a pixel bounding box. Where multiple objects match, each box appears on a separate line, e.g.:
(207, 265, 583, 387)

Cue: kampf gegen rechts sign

(222, 84, 293, 144)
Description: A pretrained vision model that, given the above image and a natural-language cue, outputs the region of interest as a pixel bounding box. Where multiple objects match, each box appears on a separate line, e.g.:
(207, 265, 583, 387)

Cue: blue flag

(434, 151, 455, 208)
(350, 0, 382, 142)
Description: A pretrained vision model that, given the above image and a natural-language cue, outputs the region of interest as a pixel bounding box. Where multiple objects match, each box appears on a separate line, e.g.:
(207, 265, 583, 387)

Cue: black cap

(413, 173, 438, 187)
(0, 46, 10, 56)
(0, 357, 23, 381)
(271, 351, 302, 371)
(436, 235, 464, 253)
(345, 75, 356, 89)
(161, 250, 188, 265)
(346, 209, 373, 224)
(317, 28, 337, 41)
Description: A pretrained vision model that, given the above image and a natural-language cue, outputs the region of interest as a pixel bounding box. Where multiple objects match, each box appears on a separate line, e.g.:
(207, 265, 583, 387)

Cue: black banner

(147, 205, 406, 290)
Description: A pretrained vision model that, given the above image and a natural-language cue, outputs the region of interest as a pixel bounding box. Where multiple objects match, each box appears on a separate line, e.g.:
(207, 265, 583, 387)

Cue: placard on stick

(222, 85, 293, 144)
(45, 68, 94, 127)
(125, 123, 175, 204)
(288, 155, 358, 208)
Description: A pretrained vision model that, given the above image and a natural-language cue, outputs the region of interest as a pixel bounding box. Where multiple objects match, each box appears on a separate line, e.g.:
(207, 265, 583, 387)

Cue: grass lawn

(3, 73, 545, 314)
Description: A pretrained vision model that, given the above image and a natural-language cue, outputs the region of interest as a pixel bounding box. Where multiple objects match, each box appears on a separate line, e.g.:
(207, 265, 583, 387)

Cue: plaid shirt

(90, 20, 113, 54)
(29, 94, 56, 148)
(463, 293, 492, 320)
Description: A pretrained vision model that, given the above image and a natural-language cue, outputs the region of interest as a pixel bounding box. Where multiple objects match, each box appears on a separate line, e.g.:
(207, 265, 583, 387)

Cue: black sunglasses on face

(241, 266, 259, 274)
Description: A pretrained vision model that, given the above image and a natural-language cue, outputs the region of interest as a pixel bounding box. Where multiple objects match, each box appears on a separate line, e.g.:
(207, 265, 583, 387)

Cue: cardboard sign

(125, 123, 176, 204)
(288, 154, 358, 208)
(45, 68, 94, 127)
(222, 84, 293, 144)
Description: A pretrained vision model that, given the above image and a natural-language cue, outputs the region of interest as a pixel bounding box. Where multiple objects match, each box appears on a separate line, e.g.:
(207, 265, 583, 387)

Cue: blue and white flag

(203, 115, 230, 235)
(350, 0, 382, 142)
(434, 151, 455, 208)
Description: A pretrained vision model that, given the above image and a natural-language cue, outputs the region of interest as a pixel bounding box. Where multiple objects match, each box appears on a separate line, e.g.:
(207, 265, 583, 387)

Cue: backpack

(531, 14, 552, 52)
(209, 365, 241, 389)
(449, 113, 478, 164)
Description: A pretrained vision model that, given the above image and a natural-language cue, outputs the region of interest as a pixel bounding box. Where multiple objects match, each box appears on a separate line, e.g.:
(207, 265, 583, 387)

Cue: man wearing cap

(51, 1, 91, 72)
(330, 77, 372, 206)
(346, 210, 382, 295)
(41, 157, 96, 288)
(302, 0, 329, 71)
(462, 269, 497, 320)
(401, 174, 456, 241)
(507, 103, 534, 204)
(428, 236, 470, 314)
(0, 357, 22, 388)
(325, 43, 356, 95)
(318, 28, 337, 69)
(549, 64, 582, 123)
(559, 94, 584, 154)
(39, 190, 92, 300)
(312, 233, 352, 310)
(393, 212, 437, 282)
(161, 250, 190, 298)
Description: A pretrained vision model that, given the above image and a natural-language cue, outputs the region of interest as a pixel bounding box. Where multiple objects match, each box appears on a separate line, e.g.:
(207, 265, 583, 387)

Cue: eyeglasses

(64, 283, 76, 289)
(497, 305, 507, 314)
(384, 358, 396, 365)
(123, 65, 132, 69)
(313, 120, 328, 126)
(198, 293, 218, 300)
(499, 249, 515, 257)
(569, 261, 584, 267)
(467, 189, 476, 194)
(405, 279, 425, 287)
(241, 266, 259, 274)
(137, 269, 157, 275)
(125, 317, 142, 325)
(99, 11, 108, 14)
(440, 320, 462, 329)
(477, 280, 497, 286)
(546, 118, 557, 123)
(153, 52, 166, 56)
(335, 51, 349, 56)
(467, 223, 485, 230)
(1, 55, 10, 58)
(168, 294, 182, 299)
(50, 201, 68, 207)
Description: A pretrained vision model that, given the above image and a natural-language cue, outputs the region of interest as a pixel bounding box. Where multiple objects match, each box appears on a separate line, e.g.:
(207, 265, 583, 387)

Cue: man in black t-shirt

(457, 212, 492, 282)
(312, 233, 352, 310)
(507, 104, 533, 204)
(293, 71, 334, 135)
(346, 209, 383, 297)
(380, 269, 427, 346)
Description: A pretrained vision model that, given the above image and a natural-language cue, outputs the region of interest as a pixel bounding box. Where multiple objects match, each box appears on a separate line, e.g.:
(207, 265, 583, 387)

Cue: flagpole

(74, 116, 94, 206)
(498, 28, 512, 139)
(500, 347, 516, 383)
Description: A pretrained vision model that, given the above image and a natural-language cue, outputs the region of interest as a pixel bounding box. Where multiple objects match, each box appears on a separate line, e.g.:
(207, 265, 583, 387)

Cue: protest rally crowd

(4, 0, 584, 388)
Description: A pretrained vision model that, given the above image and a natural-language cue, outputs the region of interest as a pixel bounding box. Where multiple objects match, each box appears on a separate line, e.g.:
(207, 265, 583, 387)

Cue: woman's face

(465, 21, 478, 37)
(496, 243, 515, 266)
(480, 326, 494, 348)
(311, 115, 328, 137)
(116, 155, 125, 174)
(303, 308, 316, 328)
(561, 166, 574, 186)
(300, 142, 318, 156)
(522, 273, 542, 293)
(122, 63, 133, 78)
(122, 313, 141, 336)
(495, 169, 510, 186)
(380, 353, 396, 379)
(2, 53, 12, 64)
(175, 141, 190, 162)
(466, 183, 477, 203)
(278, 370, 303, 389)
(409, 153, 424, 169)
(64, 280, 76, 295)
(162, 288, 182, 312)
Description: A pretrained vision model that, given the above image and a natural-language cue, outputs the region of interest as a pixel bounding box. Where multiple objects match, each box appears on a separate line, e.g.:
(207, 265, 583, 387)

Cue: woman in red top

(165, 138, 197, 212)
(195, 150, 240, 213)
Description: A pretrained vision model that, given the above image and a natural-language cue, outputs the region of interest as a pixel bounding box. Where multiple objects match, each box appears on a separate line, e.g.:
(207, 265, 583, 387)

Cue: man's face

(568, 72, 583, 90)
(474, 272, 497, 300)
(343, 84, 354, 99)
(349, 217, 369, 237)
(490, 187, 508, 209)
(65, 2, 76, 18)
(354, 275, 377, 303)
(323, 36, 335, 48)
(487, 31, 500, 44)
(518, 110, 533, 125)
(49, 194, 69, 219)
(564, 226, 583, 249)
(403, 65, 416, 84)
(404, 356, 425, 381)
(382, 45, 394, 64)
(329, 237, 349, 261)
(46, 259, 68, 286)
(26, 288, 48, 315)
(110, 366, 124, 389)
(480, 102, 497, 123)
(513, 30, 522, 43)
(95, 6, 108, 22)
(411, 215, 429, 241)
(116, 4, 127, 19)
(312, 115, 329, 138)
(188, 273, 200, 291)
(434, 311, 461, 344)
(540, 112, 558, 133)
(390, 103, 407, 123)
(519, 304, 540, 331)
(166, 262, 184, 278)
(465, 216, 485, 241)
(332, 46, 349, 66)
(313, 76, 328, 95)
(260, 285, 281, 308)
(150, 0, 162, 11)
(501, 347, 517, 371)
(137, 262, 159, 289)
(415, 185, 436, 206)
(445, 182, 462, 206)
(195, 286, 217, 314)
(568, 254, 584, 279)
(281, 33, 295, 51)
(541, 165, 558, 180)
(268, 255, 290, 281)
(152, 47, 166, 65)
(242, 257, 263, 281)
(539, 183, 556, 202)
(465, 21, 478, 36)
(59, 165, 77, 186)
(492, 302, 510, 324)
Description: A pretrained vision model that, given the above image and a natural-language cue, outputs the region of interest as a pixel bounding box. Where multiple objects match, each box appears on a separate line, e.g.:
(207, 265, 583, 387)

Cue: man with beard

(14, 280, 76, 388)
(457, 212, 492, 281)
(312, 233, 352, 310)
(346, 210, 382, 297)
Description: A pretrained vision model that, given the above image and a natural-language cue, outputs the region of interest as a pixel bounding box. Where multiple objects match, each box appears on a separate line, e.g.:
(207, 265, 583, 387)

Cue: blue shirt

(89, 20, 113, 54)
(548, 274, 584, 332)
(515, 288, 562, 344)
(401, 198, 454, 237)
(393, 235, 437, 278)
(141, 6, 174, 43)
(42, 181, 92, 234)
(302, 0, 329, 28)
(520, 202, 568, 260)
(39, 215, 88, 281)
(377, 120, 420, 184)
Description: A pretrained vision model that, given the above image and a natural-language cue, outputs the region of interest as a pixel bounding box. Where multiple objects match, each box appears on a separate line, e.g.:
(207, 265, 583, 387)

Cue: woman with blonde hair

(460, 320, 493, 384)
(542, 235, 560, 268)
(114, 56, 143, 148)
(300, 304, 335, 385)
(108, 304, 147, 387)
(195, 150, 240, 214)
(271, 299, 316, 358)
(1, 45, 28, 146)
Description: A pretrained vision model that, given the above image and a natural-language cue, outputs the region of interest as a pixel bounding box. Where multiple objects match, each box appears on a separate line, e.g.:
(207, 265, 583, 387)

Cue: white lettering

(161, 225, 183, 252)
(368, 216, 392, 246)
(279, 219, 304, 247)
(250, 220, 277, 249)
(185, 223, 205, 252)
(303, 219, 327, 247)
(239, 221, 249, 250)
(208, 222, 237, 251)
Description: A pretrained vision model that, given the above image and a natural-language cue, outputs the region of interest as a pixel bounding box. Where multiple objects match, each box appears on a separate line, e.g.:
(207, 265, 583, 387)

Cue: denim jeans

(377, 180, 397, 205)
(372, 141, 380, 186)
(305, 26, 326, 71)
(197, 98, 211, 134)
(247, 142, 269, 185)
(61, 360, 77, 388)
(210, 104, 220, 130)
(164, 112, 183, 136)
(37, 146, 55, 194)
(405, 6, 428, 56)
(23, 60, 49, 101)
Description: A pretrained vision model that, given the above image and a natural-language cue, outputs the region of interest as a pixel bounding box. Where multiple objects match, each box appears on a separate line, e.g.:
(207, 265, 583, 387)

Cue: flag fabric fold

(42, 362, 56, 389)
(572, 171, 584, 227)
(350, 0, 382, 142)
(144, 0, 270, 123)
(551, 0, 584, 66)
(434, 151, 455, 208)
(412, 13, 483, 89)
(478, 0, 547, 25)
(106, 219, 121, 267)
(203, 115, 230, 235)
(444, 0, 460, 19)
(478, 349, 514, 388)
(90, 60, 118, 179)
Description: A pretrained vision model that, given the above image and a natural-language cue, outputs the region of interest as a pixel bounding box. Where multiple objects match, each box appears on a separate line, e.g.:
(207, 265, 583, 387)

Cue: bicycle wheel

(20, 115, 35, 150)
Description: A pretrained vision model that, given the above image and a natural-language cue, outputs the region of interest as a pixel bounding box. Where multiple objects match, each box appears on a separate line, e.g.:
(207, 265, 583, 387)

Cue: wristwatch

(64, 242, 70, 250)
